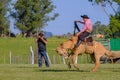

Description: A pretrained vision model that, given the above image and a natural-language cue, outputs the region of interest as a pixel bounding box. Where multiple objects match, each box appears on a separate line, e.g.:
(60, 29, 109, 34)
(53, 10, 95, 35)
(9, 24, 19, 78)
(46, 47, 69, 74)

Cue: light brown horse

(71, 40, 112, 72)
(56, 34, 113, 72)
(56, 35, 78, 58)
(56, 35, 78, 68)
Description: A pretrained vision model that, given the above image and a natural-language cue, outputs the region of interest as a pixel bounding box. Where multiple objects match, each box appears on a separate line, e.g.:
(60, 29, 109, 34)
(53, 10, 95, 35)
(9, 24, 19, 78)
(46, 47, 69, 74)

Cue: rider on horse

(74, 14, 93, 48)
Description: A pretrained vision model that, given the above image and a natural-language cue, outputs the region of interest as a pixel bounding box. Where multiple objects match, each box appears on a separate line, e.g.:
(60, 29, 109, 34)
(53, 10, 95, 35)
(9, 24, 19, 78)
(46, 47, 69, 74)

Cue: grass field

(0, 64, 120, 80)
(0, 37, 120, 80)
(0, 37, 68, 64)
(0, 37, 36, 63)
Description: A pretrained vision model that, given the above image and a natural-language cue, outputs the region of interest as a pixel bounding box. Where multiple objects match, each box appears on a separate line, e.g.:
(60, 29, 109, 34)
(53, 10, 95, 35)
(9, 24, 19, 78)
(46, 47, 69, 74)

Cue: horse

(56, 35, 78, 58)
(96, 34, 104, 38)
(56, 34, 113, 72)
(72, 41, 113, 72)
(56, 35, 78, 68)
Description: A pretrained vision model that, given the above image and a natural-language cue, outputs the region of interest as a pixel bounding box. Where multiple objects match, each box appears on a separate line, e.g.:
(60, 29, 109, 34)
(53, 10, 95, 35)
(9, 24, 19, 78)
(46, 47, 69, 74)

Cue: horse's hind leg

(91, 54, 101, 72)
(72, 54, 79, 70)
(90, 54, 95, 63)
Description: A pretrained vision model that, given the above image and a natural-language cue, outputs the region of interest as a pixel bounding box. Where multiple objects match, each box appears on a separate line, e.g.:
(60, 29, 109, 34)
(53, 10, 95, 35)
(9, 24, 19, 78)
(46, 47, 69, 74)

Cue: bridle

(73, 21, 80, 35)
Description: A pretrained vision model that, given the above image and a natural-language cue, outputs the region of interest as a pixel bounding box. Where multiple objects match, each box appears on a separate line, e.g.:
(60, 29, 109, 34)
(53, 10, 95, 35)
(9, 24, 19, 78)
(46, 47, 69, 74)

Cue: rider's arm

(75, 20, 85, 24)
(77, 25, 87, 35)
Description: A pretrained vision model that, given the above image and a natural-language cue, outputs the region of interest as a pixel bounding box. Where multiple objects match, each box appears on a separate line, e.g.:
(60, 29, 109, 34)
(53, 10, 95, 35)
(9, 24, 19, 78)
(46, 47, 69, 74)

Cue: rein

(73, 21, 80, 35)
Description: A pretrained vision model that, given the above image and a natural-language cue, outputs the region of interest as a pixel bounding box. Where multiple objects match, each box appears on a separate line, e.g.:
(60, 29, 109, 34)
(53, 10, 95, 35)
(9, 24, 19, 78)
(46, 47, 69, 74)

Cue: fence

(96, 39, 110, 49)
(96, 38, 120, 51)
(0, 51, 92, 64)
(1, 54, 33, 64)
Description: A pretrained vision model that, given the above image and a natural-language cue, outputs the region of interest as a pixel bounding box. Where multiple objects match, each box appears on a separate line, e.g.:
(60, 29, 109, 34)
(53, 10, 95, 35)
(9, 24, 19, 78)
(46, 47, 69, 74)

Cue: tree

(89, 0, 120, 38)
(88, 0, 117, 17)
(108, 0, 120, 38)
(91, 21, 108, 35)
(0, 0, 10, 35)
(109, 15, 120, 38)
(91, 21, 101, 34)
(113, 0, 120, 5)
(11, 0, 58, 34)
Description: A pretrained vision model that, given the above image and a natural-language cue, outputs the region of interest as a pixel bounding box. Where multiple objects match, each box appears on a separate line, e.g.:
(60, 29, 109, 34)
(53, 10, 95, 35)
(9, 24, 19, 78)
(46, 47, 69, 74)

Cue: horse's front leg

(91, 54, 101, 72)
(65, 58, 71, 69)
(64, 52, 72, 69)
(72, 54, 79, 70)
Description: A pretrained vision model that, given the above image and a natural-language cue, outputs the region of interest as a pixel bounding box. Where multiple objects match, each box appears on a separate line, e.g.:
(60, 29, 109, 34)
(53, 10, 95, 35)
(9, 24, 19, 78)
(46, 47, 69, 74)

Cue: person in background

(74, 14, 92, 48)
(35, 32, 49, 68)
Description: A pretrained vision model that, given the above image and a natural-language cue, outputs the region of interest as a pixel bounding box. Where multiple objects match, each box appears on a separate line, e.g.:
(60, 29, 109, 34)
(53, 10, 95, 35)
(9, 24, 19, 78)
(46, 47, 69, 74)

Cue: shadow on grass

(37, 69, 90, 72)
(16, 66, 90, 72)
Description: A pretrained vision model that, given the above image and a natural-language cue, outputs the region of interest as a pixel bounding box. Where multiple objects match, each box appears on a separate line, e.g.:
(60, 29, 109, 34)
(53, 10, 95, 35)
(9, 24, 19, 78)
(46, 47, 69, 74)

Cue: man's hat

(39, 32, 44, 36)
(81, 15, 89, 19)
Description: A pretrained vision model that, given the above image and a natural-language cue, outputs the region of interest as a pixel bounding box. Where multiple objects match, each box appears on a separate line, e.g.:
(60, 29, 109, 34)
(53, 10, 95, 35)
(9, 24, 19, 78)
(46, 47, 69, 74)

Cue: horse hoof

(68, 65, 71, 69)
(68, 63, 71, 69)
(75, 67, 79, 70)
(91, 69, 96, 72)
(77, 68, 79, 70)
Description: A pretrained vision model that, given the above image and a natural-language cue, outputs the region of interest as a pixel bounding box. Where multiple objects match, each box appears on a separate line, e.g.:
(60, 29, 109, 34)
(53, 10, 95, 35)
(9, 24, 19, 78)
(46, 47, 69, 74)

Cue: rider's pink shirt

(78, 19, 92, 34)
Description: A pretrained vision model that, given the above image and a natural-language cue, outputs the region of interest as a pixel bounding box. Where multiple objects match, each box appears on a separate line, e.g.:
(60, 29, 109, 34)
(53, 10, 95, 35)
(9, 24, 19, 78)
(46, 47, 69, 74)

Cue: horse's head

(56, 46, 69, 59)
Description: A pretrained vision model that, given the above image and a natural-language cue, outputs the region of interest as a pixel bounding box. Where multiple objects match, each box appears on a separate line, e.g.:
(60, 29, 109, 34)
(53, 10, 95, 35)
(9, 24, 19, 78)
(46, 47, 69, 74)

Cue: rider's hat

(81, 15, 89, 19)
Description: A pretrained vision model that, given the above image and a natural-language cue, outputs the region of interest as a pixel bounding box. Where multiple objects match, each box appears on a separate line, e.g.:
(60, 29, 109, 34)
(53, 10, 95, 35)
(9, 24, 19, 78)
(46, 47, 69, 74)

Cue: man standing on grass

(36, 32, 49, 68)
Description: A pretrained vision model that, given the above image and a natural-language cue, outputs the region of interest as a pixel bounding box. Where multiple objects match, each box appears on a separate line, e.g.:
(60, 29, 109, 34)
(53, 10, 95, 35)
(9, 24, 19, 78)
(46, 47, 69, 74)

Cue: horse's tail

(105, 50, 113, 57)
(105, 50, 116, 63)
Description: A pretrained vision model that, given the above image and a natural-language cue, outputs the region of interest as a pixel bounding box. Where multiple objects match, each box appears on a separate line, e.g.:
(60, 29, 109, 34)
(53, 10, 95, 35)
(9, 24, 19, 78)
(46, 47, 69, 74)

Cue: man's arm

(40, 36, 47, 44)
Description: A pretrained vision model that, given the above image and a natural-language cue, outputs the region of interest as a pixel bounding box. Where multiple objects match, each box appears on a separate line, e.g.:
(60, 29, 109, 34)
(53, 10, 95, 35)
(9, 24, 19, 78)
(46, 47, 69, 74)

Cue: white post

(10, 51, 11, 64)
(75, 56, 78, 64)
(108, 39, 110, 50)
(30, 46, 34, 64)
(46, 52, 51, 64)
(63, 57, 65, 64)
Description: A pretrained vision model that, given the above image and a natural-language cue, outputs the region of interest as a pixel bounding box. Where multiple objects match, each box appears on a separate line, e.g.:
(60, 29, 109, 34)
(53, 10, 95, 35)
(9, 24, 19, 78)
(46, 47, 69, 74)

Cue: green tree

(88, 0, 117, 17)
(89, 0, 118, 14)
(89, 0, 120, 38)
(91, 21, 108, 35)
(0, 0, 10, 35)
(113, 0, 120, 5)
(109, 15, 120, 38)
(12, 0, 58, 34)
(108, 0, 120, 38)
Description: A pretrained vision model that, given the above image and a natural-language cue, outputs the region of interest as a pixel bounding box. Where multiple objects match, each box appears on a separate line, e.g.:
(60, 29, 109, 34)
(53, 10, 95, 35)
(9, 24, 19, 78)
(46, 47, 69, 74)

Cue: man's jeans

(38, 51, 49, 67)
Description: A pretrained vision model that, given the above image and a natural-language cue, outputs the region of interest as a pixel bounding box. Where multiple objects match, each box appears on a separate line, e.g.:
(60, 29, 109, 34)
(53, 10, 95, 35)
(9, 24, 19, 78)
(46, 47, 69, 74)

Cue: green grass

(0, 37, 67, 55)
(0, 37, 67, 64)
(0, 37, 120, 80)
(0, 37, 36, 54)
(0, 37, 96, 64)
(0, 37, 36, 63)
(0, 64, 120, 80)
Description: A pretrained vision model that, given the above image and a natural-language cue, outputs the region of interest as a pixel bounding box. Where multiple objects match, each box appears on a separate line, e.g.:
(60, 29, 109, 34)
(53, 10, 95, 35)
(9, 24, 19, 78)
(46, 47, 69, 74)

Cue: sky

(42, 0, 118, 35)
(10, 0, 118, 35)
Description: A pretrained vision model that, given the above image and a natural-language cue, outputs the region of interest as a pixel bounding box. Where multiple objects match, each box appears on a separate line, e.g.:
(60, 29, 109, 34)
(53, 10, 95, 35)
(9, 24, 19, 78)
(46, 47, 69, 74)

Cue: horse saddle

(82, 36, 93, 46)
